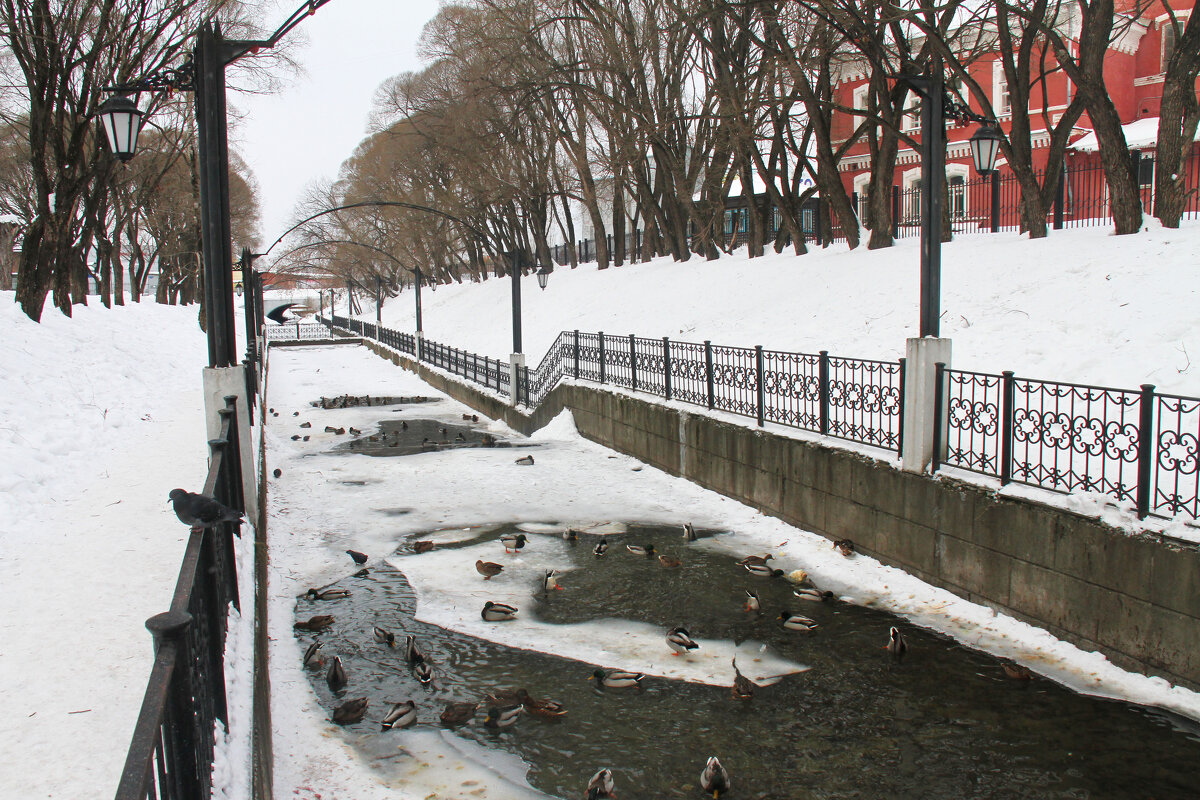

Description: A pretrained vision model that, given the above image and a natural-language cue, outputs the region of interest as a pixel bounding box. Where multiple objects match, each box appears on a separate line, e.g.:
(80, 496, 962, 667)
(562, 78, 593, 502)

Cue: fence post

(1000, 371, 1015, 485)
(574, 330, 580, 378)
(143, 610, 199, 800)
(629, 334, 637, 391)
(892, 185, 900, 239)
(663, 337, 672, 401)
(816, 198, 825, 247)
(897, 358, 906, 456)
(990, 170, 1001, 233)
(1137, 383, 1156, 519)
(705, 340, 715, 409)
(932, 362, 946, 472)
(1054, 166, 1065, 230)
(819, 350, 830, 435)
(755, 345, 765, 427)
(599, 333, 606, 384)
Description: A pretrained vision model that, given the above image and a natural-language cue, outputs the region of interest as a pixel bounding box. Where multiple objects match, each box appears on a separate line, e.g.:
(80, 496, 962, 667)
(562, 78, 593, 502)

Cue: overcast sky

(234, 0, 444, 252)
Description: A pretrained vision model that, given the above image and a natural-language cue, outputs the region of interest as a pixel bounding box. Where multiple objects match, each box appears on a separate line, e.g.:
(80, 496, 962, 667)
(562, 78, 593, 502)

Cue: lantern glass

(969, 125, 1002, 176)
(536, 269, 550, 290)
(96, 95, 143, 162)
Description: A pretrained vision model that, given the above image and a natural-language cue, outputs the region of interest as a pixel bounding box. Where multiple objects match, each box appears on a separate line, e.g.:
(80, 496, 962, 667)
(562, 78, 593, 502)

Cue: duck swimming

(658, 554, 683, 568)
(293, 614, 334, 632)
(794, 587, 834, 603)
(302, 640, 324, 668)
(326, 656, 347, 692)
(744, 563, 785, 578)
(737, 553, 773, 566)
(404, 634, 424, 665)
(380, 699, 417, 730)
(440, 701, 478, 726)
(743, 589, 761, 614)
(332, 697, 368, 725)
(373, 626, 395, 647)
(888, 626, 907, 662)
(700, 756, 730, 798)
(586, 768, 616, 799)
(589, 669, 645, 688)
(626, 543, 656, 556)
(593, 538, 609, 556)
(682, 522, 697, 541)
(306, 587, 351, 600)
(543, 570, 563, 592)
(779, 611, 819, 632)
(484, 703, 523, 729)
(413, 660, 434, 685)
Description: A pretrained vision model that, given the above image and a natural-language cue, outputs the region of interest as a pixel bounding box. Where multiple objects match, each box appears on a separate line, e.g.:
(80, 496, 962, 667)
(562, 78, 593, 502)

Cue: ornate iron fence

(941, 368, 1199, 520)
(115, 397, 244, 800)
(262, 322, 334, 341)
(326, 315, 1198, 521)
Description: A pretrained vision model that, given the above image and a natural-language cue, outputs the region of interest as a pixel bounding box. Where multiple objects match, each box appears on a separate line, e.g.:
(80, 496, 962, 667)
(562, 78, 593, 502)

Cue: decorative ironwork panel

(1010, 377, 1141, 502)
(632, 336, 666, 396)
(601, 333, 634, 388)
(825, 356, 902, 448)
(576, 333, 603, 382)
(1155, 393, 1200, 518)
(761, 349, 821, 432)
(669, 340, 708, 406)
(262, 323, 331, 341)
(526, 333, 569, 406)
(943, 369, 1002, 476)
(710, 344, 759, 420)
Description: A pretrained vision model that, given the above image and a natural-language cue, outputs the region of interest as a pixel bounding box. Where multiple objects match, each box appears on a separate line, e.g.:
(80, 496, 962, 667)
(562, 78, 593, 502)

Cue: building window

(901, 89, 920, 132)
(993, 62, 1011, 115)
(802, 206, 815, 233)
(852, 84, 870, 133)
(949, 174, 967, 219)
(724, 210, 735, 235)
(1163, 19, 1178, 71)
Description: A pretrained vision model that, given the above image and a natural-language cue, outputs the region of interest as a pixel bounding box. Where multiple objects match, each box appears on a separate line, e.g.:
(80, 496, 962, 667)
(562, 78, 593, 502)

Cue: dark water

(295, 524, 1200, 799)
(330, 417, 536, 457)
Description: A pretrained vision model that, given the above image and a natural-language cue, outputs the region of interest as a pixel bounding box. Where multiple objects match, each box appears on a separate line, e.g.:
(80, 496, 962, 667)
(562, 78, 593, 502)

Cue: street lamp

(969, 125, 1003, 176)
(536, 265, 551, 290)
(95, 95, 142, 162)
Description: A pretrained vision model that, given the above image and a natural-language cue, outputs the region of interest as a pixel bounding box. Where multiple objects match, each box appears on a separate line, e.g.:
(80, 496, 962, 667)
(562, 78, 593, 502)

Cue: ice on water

(389, 534, 807, 686)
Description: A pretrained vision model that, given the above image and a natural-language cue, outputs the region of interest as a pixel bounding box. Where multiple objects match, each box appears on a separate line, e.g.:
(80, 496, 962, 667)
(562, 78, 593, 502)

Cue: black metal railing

(115, 396, 245, 800)
(941, 367, 1199, 520)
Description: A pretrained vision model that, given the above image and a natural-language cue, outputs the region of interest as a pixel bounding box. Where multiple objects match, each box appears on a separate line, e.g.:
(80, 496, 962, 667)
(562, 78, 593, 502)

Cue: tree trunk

(1153, 10, 1200, 228)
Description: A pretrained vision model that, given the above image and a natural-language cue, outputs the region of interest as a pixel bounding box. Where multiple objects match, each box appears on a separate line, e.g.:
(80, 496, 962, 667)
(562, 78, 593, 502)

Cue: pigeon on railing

(168, 489, 243, 535)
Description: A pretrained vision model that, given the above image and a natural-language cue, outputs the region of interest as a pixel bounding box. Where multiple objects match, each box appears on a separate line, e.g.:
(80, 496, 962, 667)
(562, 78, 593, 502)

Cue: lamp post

(506, 250, 552, 406)
(894, 71, 1000, 475)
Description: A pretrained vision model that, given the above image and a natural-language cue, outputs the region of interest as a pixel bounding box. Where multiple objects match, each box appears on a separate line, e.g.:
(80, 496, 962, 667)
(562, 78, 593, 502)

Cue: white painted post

(509, 353, 526, 406)
(901, 337, 952, 473)
(202, 365, 259, 523)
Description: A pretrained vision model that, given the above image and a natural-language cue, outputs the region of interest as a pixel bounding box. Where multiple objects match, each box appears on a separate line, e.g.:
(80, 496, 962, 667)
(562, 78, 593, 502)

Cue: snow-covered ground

(1, 219, 1198, 797)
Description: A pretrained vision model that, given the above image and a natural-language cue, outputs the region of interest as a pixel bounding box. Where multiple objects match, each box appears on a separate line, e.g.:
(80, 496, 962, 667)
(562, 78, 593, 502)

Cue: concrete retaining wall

(361, 340, 1200, 689)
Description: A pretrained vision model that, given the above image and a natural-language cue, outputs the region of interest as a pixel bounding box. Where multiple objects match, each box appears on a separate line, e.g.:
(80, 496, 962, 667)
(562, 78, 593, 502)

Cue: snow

(2, 217, 1200, 798)
(1070, 116, 1200, 153)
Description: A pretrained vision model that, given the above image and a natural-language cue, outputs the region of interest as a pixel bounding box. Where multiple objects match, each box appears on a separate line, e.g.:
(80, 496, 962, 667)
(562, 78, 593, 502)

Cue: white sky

(234, 0, 444, 247)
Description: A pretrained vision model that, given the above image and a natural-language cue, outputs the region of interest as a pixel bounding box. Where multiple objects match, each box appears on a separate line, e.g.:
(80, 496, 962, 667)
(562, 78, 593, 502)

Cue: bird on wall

(168, 489, 243, 534)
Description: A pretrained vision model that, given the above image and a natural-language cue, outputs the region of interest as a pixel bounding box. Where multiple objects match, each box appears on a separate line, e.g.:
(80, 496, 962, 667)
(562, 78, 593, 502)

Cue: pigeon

(168, 489, 243, 534)
(272, 468, 282, 478)
(346, 549, 368, 565)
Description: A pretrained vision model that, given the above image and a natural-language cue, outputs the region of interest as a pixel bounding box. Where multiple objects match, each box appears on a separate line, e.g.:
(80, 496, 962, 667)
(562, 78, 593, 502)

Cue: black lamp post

(896, 73, 1001, 338)
(95, 3, 338, 369)
(508, 250, 551, 355)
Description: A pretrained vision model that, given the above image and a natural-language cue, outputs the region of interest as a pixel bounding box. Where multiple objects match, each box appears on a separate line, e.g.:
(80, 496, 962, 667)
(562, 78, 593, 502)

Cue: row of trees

(286, 0, 1199, 306)
(0, 0, 267, 322)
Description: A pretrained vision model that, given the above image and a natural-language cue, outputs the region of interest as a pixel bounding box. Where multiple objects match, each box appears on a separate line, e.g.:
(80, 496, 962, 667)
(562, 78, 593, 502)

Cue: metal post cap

(145, 610, 193, 639)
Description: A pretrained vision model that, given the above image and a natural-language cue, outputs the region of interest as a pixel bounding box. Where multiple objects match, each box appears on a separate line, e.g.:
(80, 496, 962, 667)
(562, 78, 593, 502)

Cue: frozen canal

(265, 344, 1200, 799)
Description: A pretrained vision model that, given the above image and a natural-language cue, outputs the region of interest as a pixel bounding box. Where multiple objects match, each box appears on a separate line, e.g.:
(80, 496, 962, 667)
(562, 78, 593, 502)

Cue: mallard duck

(683, 522, 697, 541)
(834, 538, 856, 557)
(348, 426, 362, 436)
(700, 756, 730, 798)
(589, 669, 645, 688)
(346, 549, 368, 565)
(585, 768, 616, 799)
(455, 432, 467, 442)
(326, 656, 347, 691)
(413, 660, 434, 684)
(658, 554, 683, 568)
(485, 687, 531, 706)
(500, 532, 528, 553)
(667, 626, 699, 655)
(743, 589, 761, 614)
(737, 553, 773, 566)
(400, 420, 409, 430)
(563, 528, 579, 541)
(543, 570, 563, 592)
(522, 695, 567, 718)
(593, 538, 609, 556)
(332, 697, 368, 725)
(744, 563, 785, 578)
(476, 559, 504, 579)
(626, 543, 656, 556)
(373, 626, 395, 647)
(293, 614, 334, 632)
(482, 601, 519, 621)
(484, 703, 523, 728)
(515, 454, 535, 465)
(1002, 660, 1033, 681)
(303, 640, 324, 668)
(306, 587, 351, 601)
(380, 699, 417, 730)
(888, 626, 907, 663)
(404, 634, 424, 665)
(440, 701, 478, 726)
(731, 657, 756, 701)
(794, 587, 834, 603)
(412, 540, 436, 554)
(779, 611, 819, 632)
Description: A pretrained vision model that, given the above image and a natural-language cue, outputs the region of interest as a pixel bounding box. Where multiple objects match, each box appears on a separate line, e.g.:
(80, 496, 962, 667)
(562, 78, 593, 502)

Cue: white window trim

(947, 163, 970, 218)
(852, 84, 870, 134)
(901, 89, 920, 133)
(1158, 12, 1190, 74)
(992, 61, 1011, 117)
